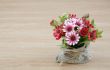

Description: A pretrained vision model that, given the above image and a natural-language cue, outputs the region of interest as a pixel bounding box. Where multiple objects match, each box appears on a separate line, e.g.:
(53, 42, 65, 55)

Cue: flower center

(66, 25, 73, 32)
(74, 26, 79, 31)
(70, 35, 76, 41)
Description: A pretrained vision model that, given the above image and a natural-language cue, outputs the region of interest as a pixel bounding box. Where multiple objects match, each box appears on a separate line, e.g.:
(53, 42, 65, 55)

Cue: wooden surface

(0, 0, 110, 70)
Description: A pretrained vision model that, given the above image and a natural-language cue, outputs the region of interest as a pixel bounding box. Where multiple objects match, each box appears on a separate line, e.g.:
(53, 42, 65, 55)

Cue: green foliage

(91, 19, 96, 27)
(50, 20, 59, 27)
(61, 37, 67, 48)
(58, 37, 67, 48)
(79, 36, 89, 43)
(59, 14, 68, 23)
(50, 13, 69, 28)
(72, 43, 85, 49)
(96, 29, 103, 38)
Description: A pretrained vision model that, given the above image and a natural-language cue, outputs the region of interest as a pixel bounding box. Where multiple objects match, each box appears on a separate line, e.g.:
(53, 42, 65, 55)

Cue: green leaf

(50, 20, 59, 28)
(58, 44, 67, 48)
(61, 38, 67, 48)
(96, 29, 103, 38)
(91, 19, 96, 27)
(91, 19, 94, 25)
(79, 36, 89, 43)
(59, 14, 68, 23)
(53, 20, 59, 26)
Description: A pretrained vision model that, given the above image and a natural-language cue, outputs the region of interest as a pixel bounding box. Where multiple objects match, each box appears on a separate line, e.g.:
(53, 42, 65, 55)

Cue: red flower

(84, 20, 94, 28)
(80, 27, 89, 36)
(53, 31, 61, 40)
(88, 30, 97, 41)
(53, 26, 64, 40)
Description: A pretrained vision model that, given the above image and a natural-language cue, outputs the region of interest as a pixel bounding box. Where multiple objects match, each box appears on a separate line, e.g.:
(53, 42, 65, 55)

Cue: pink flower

(64, 18, 77, 25)
(65, 32, 80, 46)
(63, 23, 75, 33)
(75, 19, 84, 29)
(63, 18, 76, 33)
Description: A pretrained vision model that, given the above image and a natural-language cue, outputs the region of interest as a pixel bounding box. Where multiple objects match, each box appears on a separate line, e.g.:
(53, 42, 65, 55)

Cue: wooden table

(0, 0, 110, 70)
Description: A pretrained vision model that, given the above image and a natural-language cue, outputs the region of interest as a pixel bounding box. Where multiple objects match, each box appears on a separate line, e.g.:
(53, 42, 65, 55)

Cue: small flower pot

(56, 44, 91, 64)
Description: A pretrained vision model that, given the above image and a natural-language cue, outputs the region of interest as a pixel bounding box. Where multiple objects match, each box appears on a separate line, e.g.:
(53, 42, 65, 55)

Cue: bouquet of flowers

(50, 13, 102, 64)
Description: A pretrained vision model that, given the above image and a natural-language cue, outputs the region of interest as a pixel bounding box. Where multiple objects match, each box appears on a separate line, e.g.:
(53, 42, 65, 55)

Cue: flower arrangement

(50, 13, 103, 64)
(50, 13, 102, 49)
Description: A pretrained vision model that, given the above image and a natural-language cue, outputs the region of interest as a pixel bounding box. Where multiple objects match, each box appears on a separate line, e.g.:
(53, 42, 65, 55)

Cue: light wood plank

(0, 0, 110, 70)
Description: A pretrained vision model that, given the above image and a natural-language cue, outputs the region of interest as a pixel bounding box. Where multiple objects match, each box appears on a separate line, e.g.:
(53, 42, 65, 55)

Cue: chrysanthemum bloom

(63, 23, 75, 33)
(63, 18, 77, 33)
(75, 19, 84, 30)
(65, 32, 80, 46)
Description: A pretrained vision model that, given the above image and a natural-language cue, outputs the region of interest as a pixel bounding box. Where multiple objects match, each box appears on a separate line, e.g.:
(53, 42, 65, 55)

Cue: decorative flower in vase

(50, 13, 103, 64)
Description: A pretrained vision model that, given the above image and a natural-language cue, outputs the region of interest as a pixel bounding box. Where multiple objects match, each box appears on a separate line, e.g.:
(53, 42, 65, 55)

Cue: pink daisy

(65, 18, 77, 25)
(65, 32, 80, 46)
(75, 18, 84, 30)
(63, 23, 75, 33)
(63, 18, 76, 33)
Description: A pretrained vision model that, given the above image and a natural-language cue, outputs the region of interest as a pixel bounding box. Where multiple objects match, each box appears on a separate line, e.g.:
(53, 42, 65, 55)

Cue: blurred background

(0, 0, 110, 70)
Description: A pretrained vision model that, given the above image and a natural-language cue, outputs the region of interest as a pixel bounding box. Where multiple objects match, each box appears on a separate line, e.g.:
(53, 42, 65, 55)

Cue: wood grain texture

(0, 0, 110, 70)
